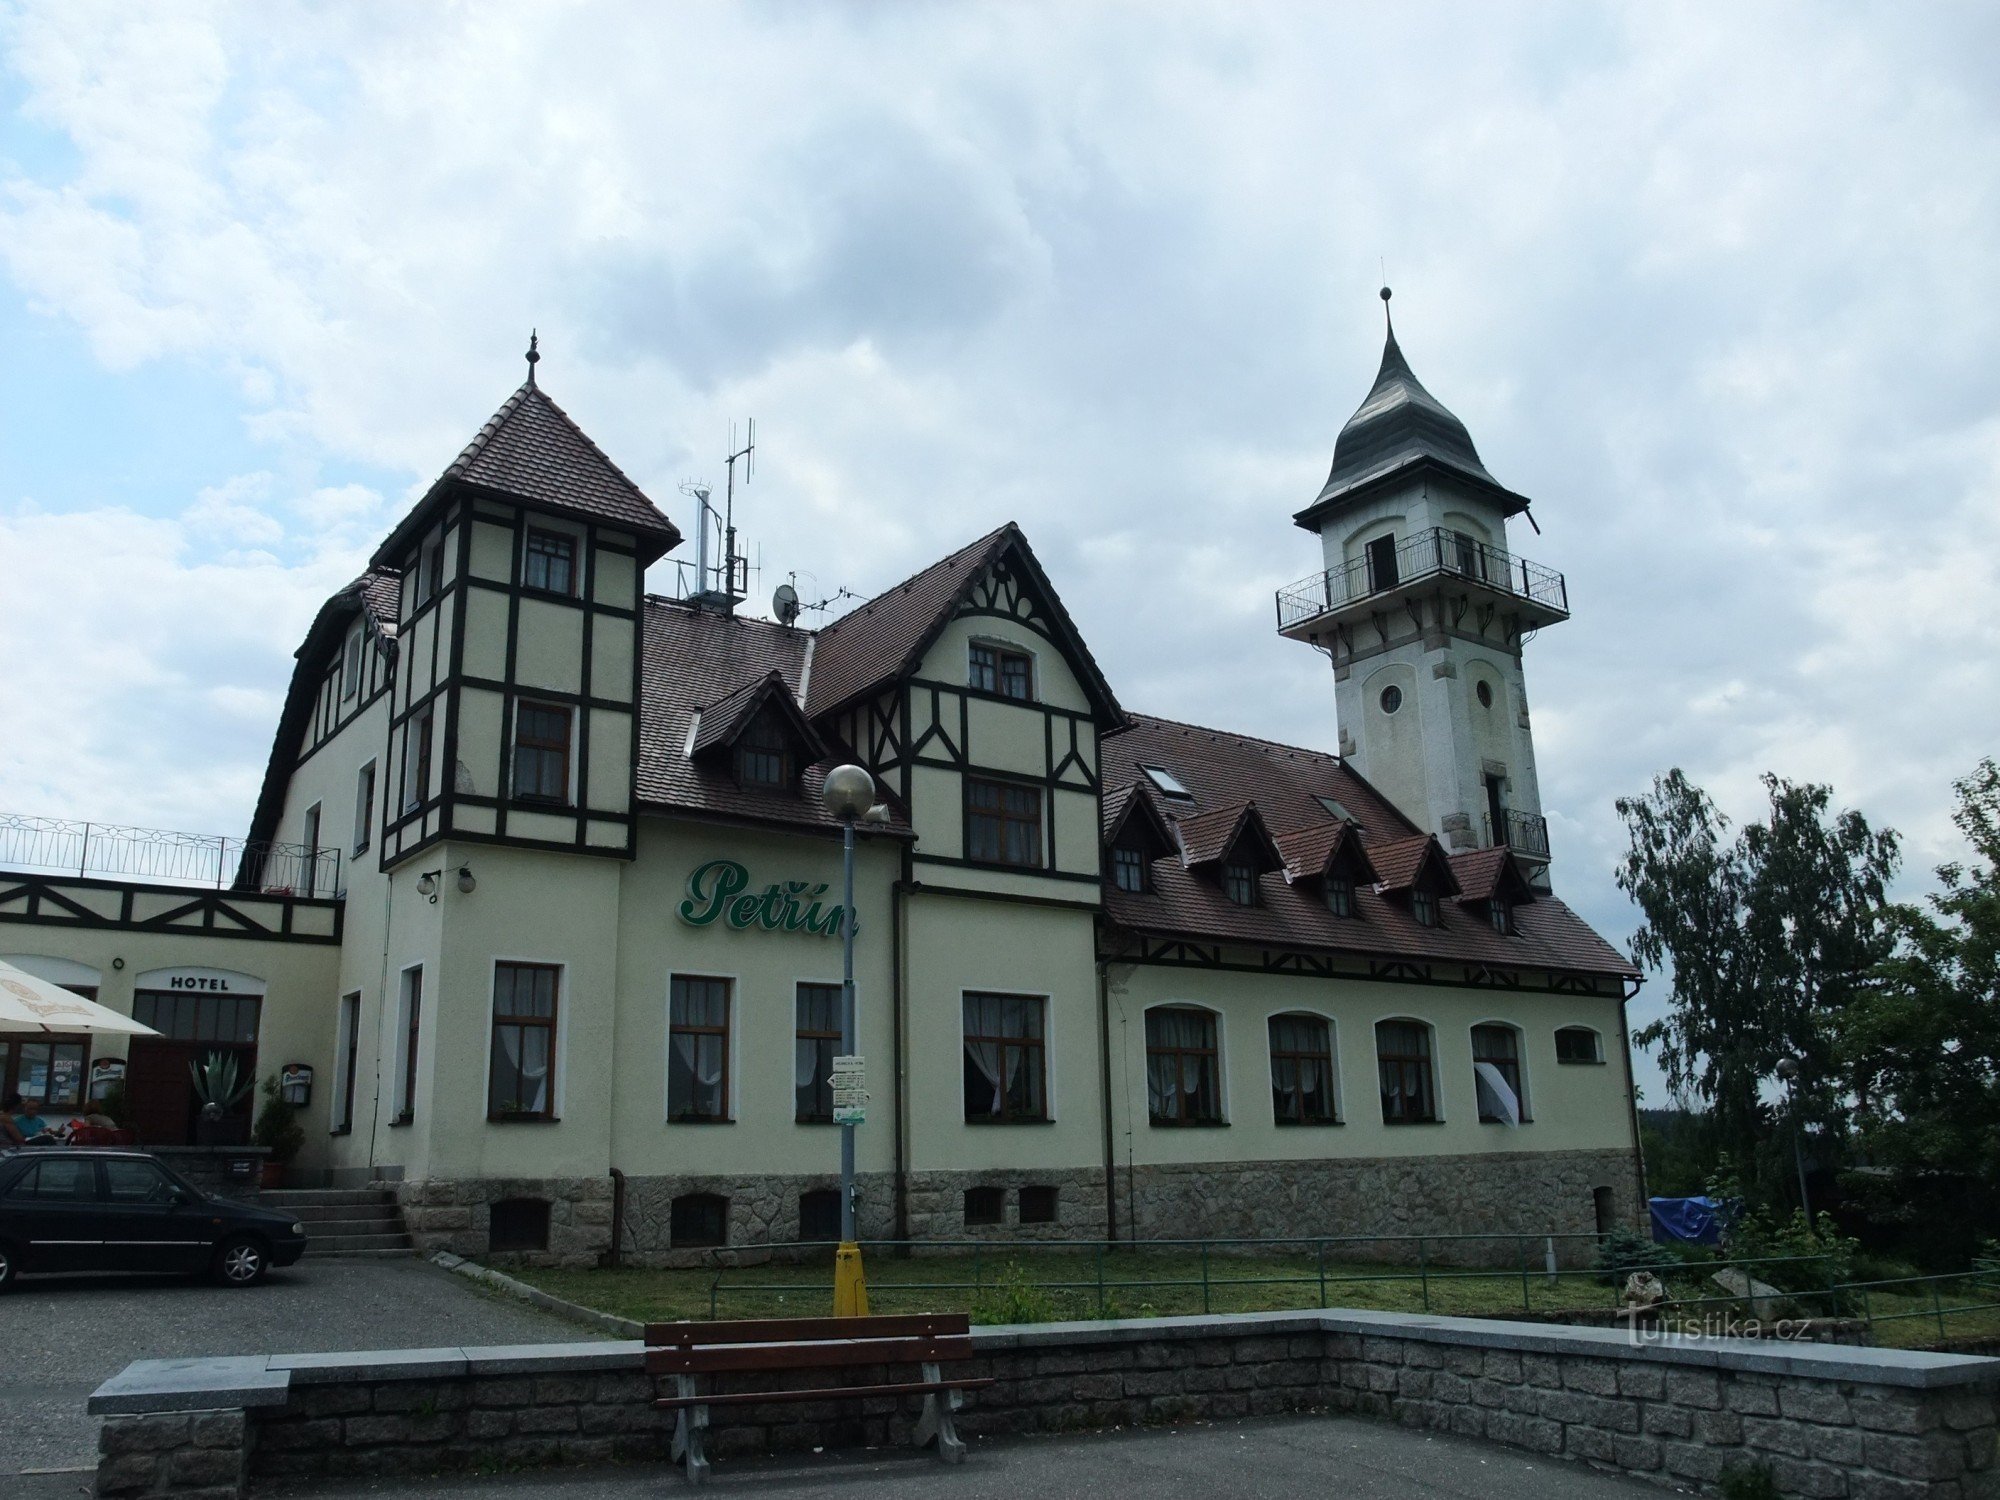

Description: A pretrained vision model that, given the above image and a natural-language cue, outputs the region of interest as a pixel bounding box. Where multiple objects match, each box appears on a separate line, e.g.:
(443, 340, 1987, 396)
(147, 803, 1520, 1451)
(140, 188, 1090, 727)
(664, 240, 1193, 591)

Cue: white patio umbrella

(0, 960, 158, 1036)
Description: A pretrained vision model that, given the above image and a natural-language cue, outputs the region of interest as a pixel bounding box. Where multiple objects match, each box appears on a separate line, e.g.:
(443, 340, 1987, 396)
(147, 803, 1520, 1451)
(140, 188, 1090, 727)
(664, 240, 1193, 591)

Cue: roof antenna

(525, 329, 540, 388)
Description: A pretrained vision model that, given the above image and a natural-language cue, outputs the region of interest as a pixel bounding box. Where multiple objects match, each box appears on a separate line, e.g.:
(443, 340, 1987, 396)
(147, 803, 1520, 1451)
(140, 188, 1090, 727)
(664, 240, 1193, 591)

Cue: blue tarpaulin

(1649, 1195, 1724, 1246)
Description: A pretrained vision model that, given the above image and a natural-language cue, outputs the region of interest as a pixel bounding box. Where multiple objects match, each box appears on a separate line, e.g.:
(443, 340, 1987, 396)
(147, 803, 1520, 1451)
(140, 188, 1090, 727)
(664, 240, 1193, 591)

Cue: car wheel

(0, 1240, 17, 1293)
(212, 1234, 268, 1287)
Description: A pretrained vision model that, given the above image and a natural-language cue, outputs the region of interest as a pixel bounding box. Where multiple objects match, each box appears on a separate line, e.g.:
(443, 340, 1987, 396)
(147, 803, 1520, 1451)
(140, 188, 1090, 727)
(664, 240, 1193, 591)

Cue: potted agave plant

(188, 1052, 253, 1146)
(251, 1073, 306, 1188)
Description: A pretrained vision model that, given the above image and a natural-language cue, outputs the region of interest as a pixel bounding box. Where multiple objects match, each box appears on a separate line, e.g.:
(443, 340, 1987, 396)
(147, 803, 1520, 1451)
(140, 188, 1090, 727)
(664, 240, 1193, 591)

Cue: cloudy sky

(4, 2, 1997, 1100)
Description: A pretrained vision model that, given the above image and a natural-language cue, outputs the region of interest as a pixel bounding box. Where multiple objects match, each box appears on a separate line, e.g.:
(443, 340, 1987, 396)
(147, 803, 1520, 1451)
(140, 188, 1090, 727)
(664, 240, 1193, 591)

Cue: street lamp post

(1775, 1056, 1812, 1228)
(821, 763, 877, 1316)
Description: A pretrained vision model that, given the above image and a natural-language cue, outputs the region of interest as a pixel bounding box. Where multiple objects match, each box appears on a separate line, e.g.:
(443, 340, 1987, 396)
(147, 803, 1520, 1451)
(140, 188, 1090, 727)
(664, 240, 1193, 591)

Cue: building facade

(0, 313, 1642, 1264)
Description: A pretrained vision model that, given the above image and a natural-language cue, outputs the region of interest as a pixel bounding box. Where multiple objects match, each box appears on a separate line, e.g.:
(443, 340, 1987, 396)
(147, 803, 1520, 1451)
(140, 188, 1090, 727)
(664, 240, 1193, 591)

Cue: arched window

(1472, 1024, 1528, 1124)
(1146, 1007, 1221, 1125)
(1269, 1014, 1337, 1125)
(1555, 1027, 1603, 1065)
(1376, 1019, 1436, 1124)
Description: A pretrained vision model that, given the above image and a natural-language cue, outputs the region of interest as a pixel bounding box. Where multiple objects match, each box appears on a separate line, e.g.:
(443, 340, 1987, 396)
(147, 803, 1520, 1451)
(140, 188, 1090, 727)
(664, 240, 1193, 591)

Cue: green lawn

(504, 1249, 2000, 1350)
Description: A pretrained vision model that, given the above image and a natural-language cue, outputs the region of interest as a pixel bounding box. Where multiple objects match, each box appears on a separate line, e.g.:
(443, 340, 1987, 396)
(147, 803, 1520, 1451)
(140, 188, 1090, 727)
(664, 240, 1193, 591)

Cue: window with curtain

(962, 992, 1047, 1122)
(1473, 1024, 1527, 1124)
(1411, 887, 1439, 927)
(512, 702, 572, 802)
(1111, 846, 1148, 893)
(735, 708, 794, 788)
(966, 777, 1042, 867)
(524, 529, 576, 595)
(1376, 1018, 1436, 1124)
(489, 962, 558, 1119)
(1325, 874, 1354, 917)
(795, 983, 840, 1123)
(969, 643, 1033, 701)
(1489, 898, 1514, 935)
(1222, 861, 1258, 906)
(1555, 1027, 1602, 1065)
(1146, 1007, 1221, 1125)
(669, 975, 731, 1122)
(1269, 1013, 1338, 1124)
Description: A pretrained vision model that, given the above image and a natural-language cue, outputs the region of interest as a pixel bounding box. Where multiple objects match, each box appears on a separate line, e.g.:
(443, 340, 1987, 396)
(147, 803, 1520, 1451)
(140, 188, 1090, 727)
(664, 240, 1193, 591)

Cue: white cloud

(4, 1, 2000, 1105)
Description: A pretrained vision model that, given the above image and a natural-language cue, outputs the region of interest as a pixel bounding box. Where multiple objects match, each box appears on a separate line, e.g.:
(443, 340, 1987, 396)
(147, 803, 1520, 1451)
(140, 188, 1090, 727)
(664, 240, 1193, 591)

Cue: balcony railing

(1490, 809, 1551, 862)
(0, 812, 342, 898)
(1276, 527, 1568, 634)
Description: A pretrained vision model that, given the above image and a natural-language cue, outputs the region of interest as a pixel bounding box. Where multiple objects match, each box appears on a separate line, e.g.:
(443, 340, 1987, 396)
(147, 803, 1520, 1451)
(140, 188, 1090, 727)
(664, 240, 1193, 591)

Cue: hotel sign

(676, 859, 854, 938)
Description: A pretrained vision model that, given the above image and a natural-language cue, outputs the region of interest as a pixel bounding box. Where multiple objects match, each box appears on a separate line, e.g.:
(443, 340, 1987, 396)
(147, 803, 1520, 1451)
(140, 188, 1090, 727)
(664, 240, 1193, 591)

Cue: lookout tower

(1276, 290, 1568, 886)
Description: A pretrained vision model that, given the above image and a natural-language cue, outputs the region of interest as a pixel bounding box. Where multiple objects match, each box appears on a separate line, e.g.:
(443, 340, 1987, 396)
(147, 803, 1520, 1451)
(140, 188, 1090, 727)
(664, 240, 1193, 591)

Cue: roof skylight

(1141, 764, 1194, 800)
(1315, 795, 1362, 826)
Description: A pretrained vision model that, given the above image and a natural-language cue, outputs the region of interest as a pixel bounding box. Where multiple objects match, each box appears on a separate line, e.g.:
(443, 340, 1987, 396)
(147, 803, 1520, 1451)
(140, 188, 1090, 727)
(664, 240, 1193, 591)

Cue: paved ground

(0, 1258, 589, 1495)
(261, 1414, 1686, 1499)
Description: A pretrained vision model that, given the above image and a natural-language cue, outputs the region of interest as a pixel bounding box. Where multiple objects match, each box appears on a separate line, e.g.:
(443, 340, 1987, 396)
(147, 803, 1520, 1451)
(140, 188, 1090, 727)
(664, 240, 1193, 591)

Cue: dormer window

(1325, 874, 1354, 918)
(524, 529, 576, 596)
(1411, 887, 1438, 927)
(1111, 846, 1148, 894)
(1222, 861, 1258, 906)
(734, 709, 794, 789)
(970, 642, 1033, 701)
(1488, 898, 1514, 935)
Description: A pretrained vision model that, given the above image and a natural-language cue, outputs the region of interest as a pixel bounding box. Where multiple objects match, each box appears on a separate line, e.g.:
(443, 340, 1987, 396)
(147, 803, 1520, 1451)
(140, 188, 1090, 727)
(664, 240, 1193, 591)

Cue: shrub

(970, 1262, 1059, 1326)
(251, 1074, 306, 1165)
(1593, 1227, 1678, 1287)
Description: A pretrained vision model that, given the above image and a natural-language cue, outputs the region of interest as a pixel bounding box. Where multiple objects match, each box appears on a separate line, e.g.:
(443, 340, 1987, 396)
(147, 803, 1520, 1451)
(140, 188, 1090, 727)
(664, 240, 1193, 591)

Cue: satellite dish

(772, 583, 800, 626)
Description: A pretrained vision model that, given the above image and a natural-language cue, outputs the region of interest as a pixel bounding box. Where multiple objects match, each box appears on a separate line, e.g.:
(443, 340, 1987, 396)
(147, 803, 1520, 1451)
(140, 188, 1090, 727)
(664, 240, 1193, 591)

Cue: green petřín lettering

(676, 859, 854, 938)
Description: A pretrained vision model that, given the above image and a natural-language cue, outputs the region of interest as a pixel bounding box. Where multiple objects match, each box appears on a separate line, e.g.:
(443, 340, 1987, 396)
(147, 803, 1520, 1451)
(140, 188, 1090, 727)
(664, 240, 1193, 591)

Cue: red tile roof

(1368, 834, 1461, 896)
(1275, 820, 1378, 886)
(636, 601, 910, 838)
(372, 382, 681, 568)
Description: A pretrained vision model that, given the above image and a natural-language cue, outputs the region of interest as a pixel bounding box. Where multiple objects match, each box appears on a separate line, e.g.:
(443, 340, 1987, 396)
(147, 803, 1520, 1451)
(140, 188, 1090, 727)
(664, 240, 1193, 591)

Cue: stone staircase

(261, 1186, 415, 1258)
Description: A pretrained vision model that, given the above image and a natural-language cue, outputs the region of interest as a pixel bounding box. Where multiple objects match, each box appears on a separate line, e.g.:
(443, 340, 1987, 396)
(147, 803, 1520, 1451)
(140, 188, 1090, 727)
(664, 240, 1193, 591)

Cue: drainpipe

(1618, 980, 1648, 1230)
(607, 1167, 626, 1269)
(1097, 956, 1118, 1245)
(891, 851, 910, 1248)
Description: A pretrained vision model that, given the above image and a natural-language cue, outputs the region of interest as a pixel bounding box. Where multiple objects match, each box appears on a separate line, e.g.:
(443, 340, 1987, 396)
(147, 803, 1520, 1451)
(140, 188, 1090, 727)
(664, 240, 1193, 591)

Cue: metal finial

(525, 329, 540, 386)
(1379, 286, 1394, 336)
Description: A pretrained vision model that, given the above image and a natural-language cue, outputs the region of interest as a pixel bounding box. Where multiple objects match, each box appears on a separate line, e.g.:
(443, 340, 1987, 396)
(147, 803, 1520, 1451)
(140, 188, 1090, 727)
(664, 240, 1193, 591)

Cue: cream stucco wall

(1106, 963, 1632, 1168)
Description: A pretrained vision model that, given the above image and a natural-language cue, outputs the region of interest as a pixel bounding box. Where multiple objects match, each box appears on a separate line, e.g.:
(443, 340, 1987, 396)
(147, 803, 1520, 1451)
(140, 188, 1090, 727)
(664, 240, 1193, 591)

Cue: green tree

(1616, 770, 1899, 1205)
(1840, 760, 2000, 1186)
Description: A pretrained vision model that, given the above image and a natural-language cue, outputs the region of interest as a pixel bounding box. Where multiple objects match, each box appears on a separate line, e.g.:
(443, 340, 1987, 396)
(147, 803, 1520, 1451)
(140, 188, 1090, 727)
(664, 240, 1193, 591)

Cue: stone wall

(1120, 1147, 1640, 1263)
(384, 1147, 1631, 1265)
(90, 1310, 2000, 1499)
(156, 1147, 268, 1205)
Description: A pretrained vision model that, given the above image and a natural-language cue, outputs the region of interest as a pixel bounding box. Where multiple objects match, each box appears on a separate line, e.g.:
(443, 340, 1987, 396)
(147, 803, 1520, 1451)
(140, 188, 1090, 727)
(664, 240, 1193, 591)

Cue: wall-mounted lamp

(456, 865, 476, 894)
(416, 870, 441, 902)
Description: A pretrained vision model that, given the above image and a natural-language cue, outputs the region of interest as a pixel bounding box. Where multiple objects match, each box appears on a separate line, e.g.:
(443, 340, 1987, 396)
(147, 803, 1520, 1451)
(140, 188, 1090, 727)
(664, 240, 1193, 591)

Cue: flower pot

(259, 1160, 287, 1190)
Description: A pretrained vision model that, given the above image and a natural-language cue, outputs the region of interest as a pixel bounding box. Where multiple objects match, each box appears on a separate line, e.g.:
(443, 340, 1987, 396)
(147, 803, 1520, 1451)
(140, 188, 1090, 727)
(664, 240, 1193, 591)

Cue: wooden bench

(643, 1313, 992, 1484)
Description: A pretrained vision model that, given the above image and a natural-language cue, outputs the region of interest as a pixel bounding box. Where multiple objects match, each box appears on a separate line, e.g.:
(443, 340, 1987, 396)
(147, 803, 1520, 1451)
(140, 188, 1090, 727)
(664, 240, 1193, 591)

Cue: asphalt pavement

(0, 1256, 591, 1494)
(260, 1413, 1686, 1499)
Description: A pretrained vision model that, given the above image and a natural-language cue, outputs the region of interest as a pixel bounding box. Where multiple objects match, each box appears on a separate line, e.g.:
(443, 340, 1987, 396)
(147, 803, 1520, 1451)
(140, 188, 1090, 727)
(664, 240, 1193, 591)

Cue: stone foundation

(391, 1148, 1635, 1266)
(1118, 1148, 1640, 1264)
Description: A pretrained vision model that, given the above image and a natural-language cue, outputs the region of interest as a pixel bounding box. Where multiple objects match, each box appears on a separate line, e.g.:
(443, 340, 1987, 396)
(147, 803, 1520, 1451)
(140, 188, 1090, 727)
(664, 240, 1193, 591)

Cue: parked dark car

(0, 1148, 307, 1289)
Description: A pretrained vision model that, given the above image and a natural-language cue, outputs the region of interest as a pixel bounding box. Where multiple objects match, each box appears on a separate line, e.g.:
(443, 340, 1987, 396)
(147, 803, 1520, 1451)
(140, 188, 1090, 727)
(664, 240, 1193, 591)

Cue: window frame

(734, 707, 795, 789)
(969, 641, 1035, 702)
(1555, 1026, 1604, 1066)
(1375, 1017, 1438, 1125)
(353, 761, 376, 855)
(0, 1027, 93, 1113)
(670, 1192, 729, 1248)
(1145, 1005, 1224, 1127)
(415, 538, 444, 608)
(668, 973, 733, 1124)
(302, 803, 321, 896)
(1472, 1022, 1530, 1123)
(523, 527, 578, 597)
(333, 990, 361, 1135)
(964, 775, 1044, 870)
(963, 1185, 1005, 1227)
(1325, 873, 1354, 918)
(1221, 861, 1259, 906)
(1411, 887, 1439, 927)
(394, 965, 423, 1124)
(1489, 898, 1514, 935)
(1110, 845, 1149, 893)
(794, 981, 841, 1124)
(488, 960, 561, 1122)
(511, 700, 574, 805)
(1018, 1185, 1059, 1225)
(1268, 1011, 1340, 1126)
(962, 991, 1050, 1124)
(341, 629, 363, 701)
(402, 707, 434, 813)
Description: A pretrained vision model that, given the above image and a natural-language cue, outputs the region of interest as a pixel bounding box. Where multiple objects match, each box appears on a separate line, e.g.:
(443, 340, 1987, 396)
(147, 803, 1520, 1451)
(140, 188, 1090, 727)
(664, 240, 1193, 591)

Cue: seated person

(0, 1099, 21, 1147)
(10, 1095, 54, 1141)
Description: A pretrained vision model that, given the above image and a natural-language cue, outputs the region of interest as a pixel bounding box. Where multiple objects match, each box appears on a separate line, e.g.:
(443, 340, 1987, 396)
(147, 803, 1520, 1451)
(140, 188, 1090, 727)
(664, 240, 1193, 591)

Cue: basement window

(488, 1197, 550, 1253)
(964, 1186, 1005, 1227)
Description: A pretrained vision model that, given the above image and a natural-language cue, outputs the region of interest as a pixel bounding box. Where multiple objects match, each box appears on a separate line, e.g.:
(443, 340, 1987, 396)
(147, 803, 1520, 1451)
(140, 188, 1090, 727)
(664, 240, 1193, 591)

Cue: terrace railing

(0, 812, 340, 898)
(1276, 526, 1568, 633)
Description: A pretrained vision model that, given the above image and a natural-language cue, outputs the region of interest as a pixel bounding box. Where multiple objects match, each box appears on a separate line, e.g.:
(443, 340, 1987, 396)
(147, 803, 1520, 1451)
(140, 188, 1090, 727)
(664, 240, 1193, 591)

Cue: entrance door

(1365, 534, 1400, 592)
(125, 990, 262, 1145)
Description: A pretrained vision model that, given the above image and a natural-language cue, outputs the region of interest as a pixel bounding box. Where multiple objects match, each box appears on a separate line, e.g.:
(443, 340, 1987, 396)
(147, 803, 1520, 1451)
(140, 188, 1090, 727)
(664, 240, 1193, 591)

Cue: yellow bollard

(833, 1241, 870, 1317)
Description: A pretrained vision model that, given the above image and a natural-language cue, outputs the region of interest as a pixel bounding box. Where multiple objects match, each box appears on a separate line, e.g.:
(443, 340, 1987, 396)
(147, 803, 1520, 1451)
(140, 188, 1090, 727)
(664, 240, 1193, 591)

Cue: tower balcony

(1275, 526, 1569, 642)
(1491, 808, 1551, 863)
